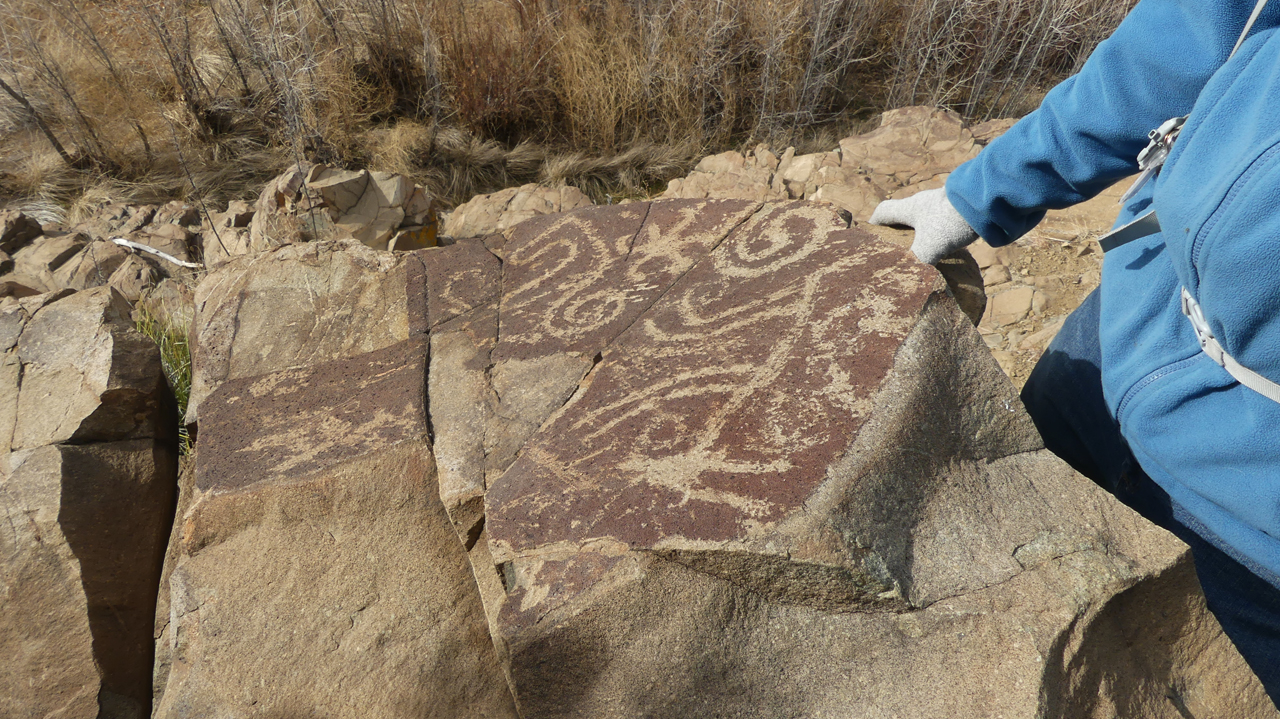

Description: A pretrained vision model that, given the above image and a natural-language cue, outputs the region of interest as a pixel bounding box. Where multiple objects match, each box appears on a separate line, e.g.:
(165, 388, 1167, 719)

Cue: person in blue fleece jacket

(871, 0, 1280, 703)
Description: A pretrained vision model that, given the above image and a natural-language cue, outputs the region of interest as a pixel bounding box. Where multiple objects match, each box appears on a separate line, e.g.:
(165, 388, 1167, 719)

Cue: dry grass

(0, 0, 1135, 216)
(135, 304, 193, 454)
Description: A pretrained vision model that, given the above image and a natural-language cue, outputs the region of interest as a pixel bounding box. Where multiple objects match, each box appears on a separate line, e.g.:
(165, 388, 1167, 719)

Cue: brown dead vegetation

(0, 0, 1134, 220)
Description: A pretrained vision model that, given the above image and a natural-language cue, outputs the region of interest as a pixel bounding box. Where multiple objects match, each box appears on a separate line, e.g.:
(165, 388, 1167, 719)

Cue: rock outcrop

(159, 197, 1274, 717)
(428, 199, 1271, 718)
(0, 199, 203, 315)
(155, 241, 516, 717)
(442, 183, 594, 240)
(1, 107, 1270, 718)
(0, 287, 179, 718)
(662, 107, 982, 222)
(203, 163, 439, 267)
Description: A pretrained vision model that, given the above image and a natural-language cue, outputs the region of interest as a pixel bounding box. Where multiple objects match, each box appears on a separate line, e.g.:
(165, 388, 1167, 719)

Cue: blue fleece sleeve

(945, 0, 1280, 246)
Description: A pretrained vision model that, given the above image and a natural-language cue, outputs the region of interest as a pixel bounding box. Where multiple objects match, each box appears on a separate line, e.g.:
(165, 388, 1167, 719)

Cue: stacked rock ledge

(155, 239, 516, 717)
(2, 138, 1269, 716)
(144, 197, 1274, 718)
(0, 287, 180, 718)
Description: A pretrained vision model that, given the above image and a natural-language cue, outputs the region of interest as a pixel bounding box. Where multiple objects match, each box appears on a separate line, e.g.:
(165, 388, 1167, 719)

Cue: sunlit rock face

(156, 199, 1273, 719)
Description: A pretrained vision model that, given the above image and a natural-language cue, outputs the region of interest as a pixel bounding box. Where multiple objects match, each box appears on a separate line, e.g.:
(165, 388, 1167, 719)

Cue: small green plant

(135, 307, 193, 454)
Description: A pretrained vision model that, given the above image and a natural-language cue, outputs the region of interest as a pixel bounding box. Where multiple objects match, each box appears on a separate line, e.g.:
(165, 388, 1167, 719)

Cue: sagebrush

(0, 0, 1135, 215)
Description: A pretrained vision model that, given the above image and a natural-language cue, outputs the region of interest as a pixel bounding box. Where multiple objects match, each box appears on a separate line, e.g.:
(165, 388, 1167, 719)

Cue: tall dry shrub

(0, 0, 1134, 210)
(886, 0, 1135, 117)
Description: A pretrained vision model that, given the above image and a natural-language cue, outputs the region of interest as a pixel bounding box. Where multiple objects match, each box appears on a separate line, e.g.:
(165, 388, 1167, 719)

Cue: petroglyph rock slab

(158, 242, 516, 717)
(158, 352, 515, 717)
(194, 341, 429, 495)
(185, 239, 423, 423)
(409, 199, 1269, 717)
(487, 200, 934, 557)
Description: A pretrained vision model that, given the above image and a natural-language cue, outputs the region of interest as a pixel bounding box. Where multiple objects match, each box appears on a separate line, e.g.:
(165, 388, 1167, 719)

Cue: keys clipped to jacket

(1119, 115, 1188, 205)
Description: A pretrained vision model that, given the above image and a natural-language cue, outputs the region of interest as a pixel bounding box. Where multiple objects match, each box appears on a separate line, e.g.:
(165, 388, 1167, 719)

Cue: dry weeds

(0, 0, 1135, 217)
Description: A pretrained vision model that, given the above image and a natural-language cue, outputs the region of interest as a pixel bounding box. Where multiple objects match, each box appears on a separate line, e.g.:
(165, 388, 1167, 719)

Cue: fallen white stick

(110, 238, 202, 269)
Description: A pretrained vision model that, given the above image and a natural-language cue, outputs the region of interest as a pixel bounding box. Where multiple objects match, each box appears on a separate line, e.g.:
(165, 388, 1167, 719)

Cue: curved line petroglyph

(487, 200, 936, 550)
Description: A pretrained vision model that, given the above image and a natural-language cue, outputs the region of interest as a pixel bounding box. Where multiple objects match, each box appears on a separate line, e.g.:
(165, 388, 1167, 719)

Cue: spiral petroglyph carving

(493, 199, 761, 362)
(484, 201, 939, 558)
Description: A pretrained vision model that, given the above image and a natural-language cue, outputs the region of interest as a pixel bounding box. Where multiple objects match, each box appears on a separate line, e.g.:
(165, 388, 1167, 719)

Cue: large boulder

(442, 183, 594, 240)
(0, 287, 179, 719)
(421, 199, 1274, 718)
(154, 241, 517, 717)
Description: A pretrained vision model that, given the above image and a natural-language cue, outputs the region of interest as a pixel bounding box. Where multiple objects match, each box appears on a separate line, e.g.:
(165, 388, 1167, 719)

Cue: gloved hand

(869, 188, 979, 265)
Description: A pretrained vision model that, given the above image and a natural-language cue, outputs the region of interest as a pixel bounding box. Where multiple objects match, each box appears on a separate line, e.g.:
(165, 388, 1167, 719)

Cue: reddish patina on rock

(418, 238, 500, 329)
(493, 199, 760, 363)
(486, 202, 938, 554)
(498, 554, 626, 637)
(196, 340, 427, 493)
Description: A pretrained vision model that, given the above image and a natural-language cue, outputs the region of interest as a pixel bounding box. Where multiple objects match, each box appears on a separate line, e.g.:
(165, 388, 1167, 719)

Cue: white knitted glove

(869, 189, 979, 265)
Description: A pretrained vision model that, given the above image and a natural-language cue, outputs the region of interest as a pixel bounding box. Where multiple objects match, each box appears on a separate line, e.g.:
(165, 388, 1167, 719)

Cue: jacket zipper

(1114, 355, 1202, 421)
(1188, 142, 1280, 287)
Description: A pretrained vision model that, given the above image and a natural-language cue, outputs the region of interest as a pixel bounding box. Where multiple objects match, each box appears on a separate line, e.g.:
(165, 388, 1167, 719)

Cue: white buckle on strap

(1181, 288, 1226, 365)
(1180, 287, 1280, 404)
(1120, 118, 1186, 205)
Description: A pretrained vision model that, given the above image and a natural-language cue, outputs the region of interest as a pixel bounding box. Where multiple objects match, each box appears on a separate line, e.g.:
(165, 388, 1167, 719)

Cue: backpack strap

(1181, 288, 1280, 404)
(1232, 0, 1272, 59)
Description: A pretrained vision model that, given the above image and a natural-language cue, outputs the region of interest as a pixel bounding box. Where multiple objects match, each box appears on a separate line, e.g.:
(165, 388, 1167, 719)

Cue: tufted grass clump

(135, 307, 193, 454)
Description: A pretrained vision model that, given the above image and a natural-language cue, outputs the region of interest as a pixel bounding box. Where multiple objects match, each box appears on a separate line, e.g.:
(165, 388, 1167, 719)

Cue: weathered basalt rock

(661, 107, 981, 222)
(219, 163, 439, 262)
(5, 200, 206, 301)
(155, 242, 517, 717)
(185, 239, 418, 423)
(414, 199, 1273, 718)
(443, 183, 594, 240)
(142, 195, 1272, 717)
(11, 287, 173, 450)
(0, 287, 179, 719)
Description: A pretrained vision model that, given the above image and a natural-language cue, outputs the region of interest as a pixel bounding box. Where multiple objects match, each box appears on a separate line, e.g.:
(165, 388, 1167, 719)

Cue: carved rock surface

(152, 199, 1273, 718)
(418, 200, 1273, 718)
(185, 239, 416, 422)
(156, 243, 517, 717)
(0, 287, 178, 719)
